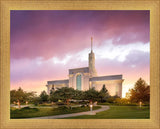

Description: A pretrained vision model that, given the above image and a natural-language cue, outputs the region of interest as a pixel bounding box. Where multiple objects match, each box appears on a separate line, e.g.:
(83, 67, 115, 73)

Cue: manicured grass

(10, 106, 101, 119)
(63, 106, 150, 119)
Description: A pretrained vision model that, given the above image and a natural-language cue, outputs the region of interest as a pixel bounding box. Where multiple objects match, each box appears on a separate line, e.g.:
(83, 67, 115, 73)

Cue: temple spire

(89, 37, 97, 77)
(91, 37, 93, 52)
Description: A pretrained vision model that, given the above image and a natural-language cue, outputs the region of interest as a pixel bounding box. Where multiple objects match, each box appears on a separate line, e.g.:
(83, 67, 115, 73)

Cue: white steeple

(89, 37, 97, 77)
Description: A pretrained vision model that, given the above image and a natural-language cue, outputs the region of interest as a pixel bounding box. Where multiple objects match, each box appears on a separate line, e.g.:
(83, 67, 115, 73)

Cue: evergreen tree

(40, 90, 49, 103)
(100, 84, 108, 93)
(99, 84, 110, 102)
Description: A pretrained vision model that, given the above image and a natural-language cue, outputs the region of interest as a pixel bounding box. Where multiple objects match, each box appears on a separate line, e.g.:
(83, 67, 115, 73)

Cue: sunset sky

(10, 10, 150, 97)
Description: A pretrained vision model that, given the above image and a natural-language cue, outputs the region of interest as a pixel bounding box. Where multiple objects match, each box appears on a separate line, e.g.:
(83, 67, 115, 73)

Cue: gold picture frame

(0, 0, 159, 128)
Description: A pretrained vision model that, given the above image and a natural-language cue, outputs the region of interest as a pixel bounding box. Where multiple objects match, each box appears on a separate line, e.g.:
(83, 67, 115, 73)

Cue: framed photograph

(0, 0, 160, 129)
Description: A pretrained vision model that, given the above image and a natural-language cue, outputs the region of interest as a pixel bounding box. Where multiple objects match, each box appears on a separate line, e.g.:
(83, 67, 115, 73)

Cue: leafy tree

(125, 92, 130, 99)
(73, 90, 85, 100)
(50, 87, 75, 105)
(10, 87, 36, 108)
(128, 78, 150, 103)
(32, 97, 41, 106)
(49, 90, 59, 102)
(84, 88, 99, 103)
(39, 90, 49, 103)
(10, 90, 17, 103)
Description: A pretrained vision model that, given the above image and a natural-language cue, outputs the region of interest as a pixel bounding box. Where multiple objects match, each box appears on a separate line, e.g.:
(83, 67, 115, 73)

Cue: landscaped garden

(10, 78, 150, 119)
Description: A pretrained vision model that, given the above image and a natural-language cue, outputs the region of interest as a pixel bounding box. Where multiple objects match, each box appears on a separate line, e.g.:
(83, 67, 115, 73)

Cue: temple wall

(46, 85, 52, 94)
(92, 80, 123, 97)
(82, 73, 90, 90)
(69, 72, 90, 90)
(47, 78, 123, 97)
(69, 74, 74, 88)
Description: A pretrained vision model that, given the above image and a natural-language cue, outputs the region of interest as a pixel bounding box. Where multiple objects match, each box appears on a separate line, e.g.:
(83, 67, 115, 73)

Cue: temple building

(46, 37, 124, 97)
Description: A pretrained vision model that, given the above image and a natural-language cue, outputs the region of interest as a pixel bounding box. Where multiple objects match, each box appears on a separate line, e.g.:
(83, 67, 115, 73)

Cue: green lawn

(10, 106, 101, 119)
(11, 106, 150, 119)
(63, 106, 150, 119)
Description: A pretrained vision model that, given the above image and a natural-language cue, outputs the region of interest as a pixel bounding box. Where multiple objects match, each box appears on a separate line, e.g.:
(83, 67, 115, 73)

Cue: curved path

(28, 105, 109, 119)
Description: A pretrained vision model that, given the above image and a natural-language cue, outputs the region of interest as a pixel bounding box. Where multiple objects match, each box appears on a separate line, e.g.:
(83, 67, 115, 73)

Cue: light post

(89, 104, 96, 115)
(17, 100, 20, 109)
(90, 104, 93, 112)
(26, 101, 28, 105)
(139, 101, 142, 108)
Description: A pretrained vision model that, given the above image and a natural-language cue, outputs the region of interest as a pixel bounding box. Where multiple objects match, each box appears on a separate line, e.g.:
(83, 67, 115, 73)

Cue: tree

(24, 91, 37, 103)
(98, 85, 110, 102)
(49, 85, 55, 95)
(128, 78, 150, 103)
(73, 90, 84, 100)
(10, 87, 36, 108)
(101, 84, 108, 93)
(84, 88, 99, 103)
(39, 90, 49, 103)
(49, 90, 59, 102)
(10, 90, 17, 103)
(50, 87, 75, 105)
(32, 96, 41, 106)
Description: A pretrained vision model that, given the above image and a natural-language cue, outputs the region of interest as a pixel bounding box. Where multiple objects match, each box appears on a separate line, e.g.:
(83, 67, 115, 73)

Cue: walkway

(28, 105, 109, 119)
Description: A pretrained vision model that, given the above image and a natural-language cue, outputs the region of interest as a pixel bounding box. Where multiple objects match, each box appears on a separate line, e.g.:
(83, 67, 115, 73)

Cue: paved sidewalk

(28, 105, 109, 119)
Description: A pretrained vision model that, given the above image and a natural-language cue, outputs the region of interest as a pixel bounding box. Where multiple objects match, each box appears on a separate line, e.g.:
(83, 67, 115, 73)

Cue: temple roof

(90, 75, 123, 81)
(47, 79, 69, 85)
(69, 67, 89, 74)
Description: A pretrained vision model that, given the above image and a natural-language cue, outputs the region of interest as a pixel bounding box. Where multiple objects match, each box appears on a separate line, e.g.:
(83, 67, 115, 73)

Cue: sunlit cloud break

(95, 40, 149, 62)
(57, 40, 149, 63)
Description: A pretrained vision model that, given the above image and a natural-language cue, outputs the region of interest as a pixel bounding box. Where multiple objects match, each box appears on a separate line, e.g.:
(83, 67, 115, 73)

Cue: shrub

(39, 103, 52, 106)
(11, 106, 39, 115)
(20, 107, 39, 112)
(81, 105, 85, 108)
(106, 97, 115, 103)
(79, 101, 88, 105)
(57, 106, 68, 110)
(56, 102, 65, 105)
